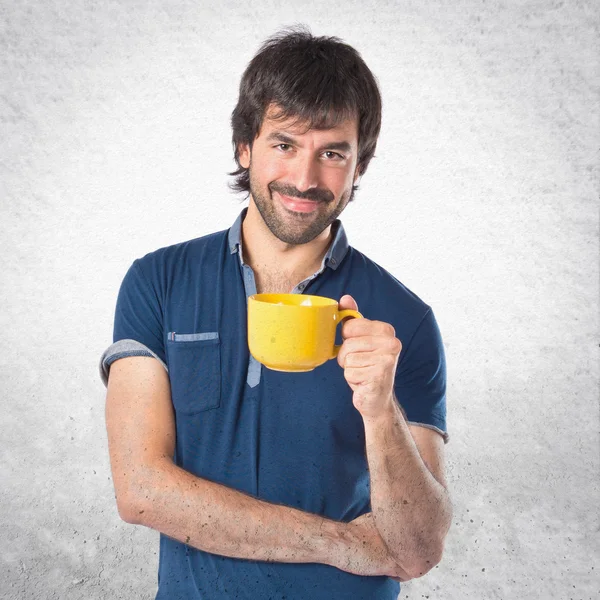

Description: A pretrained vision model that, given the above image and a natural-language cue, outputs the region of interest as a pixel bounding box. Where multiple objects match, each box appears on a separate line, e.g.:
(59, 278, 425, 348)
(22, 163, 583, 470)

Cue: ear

(238, 143, 251, 169)
(353, 164, 362, 185)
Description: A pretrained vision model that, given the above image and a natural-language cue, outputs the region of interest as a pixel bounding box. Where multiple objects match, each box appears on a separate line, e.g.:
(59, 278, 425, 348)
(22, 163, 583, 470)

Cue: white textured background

(1, 1, 598, 599)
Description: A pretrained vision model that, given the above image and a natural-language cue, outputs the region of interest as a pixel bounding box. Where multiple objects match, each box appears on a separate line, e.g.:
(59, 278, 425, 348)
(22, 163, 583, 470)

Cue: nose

(292, 154, 319, 193)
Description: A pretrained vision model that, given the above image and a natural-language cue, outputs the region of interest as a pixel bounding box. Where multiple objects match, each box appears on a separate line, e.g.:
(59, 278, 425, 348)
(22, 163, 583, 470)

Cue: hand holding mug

(336, 294, 403, 419)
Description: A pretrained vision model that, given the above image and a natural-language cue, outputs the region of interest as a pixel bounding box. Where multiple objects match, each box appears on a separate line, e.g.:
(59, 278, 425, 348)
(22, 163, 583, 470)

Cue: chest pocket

(166, 332, 221, 414)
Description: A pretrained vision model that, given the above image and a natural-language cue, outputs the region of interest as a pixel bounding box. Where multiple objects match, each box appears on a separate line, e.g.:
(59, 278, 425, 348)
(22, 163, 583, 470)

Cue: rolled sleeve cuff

(406, 421, 450, 444)
(99, 339, 168, 387)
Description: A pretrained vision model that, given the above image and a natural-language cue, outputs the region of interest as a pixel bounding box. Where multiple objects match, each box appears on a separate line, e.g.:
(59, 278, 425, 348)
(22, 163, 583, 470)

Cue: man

(100, 26, 452, 599)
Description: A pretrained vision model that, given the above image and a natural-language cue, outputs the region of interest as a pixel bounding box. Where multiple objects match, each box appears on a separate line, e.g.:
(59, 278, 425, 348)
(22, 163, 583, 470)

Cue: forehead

(258, 106, 359, 143)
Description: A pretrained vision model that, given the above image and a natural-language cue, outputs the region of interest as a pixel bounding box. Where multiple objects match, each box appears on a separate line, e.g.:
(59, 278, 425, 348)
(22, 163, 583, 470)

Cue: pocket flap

(168, 332, 219, 342)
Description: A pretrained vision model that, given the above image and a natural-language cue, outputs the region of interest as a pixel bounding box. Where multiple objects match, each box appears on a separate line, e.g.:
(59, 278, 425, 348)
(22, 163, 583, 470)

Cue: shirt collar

(228, 207, 349, 270)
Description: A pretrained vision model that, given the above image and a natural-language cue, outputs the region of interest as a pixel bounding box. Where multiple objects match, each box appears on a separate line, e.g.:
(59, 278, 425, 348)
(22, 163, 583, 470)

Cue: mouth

(275, 191, 321, 214)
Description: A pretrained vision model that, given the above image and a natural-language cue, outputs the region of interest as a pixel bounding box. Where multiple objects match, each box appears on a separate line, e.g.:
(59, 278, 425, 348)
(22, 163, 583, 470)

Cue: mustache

(270, 183, 333, 203)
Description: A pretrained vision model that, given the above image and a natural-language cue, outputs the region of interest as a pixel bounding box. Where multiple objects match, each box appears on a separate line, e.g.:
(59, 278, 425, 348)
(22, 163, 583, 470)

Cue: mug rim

(249, 293, 338, 308)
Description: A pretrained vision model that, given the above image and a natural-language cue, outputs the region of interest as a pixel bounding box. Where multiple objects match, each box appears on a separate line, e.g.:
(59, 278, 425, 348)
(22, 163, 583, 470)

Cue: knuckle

(342, 322, 354, 338)
(346, 317, 362, 331)
(345, 368, 359, 383)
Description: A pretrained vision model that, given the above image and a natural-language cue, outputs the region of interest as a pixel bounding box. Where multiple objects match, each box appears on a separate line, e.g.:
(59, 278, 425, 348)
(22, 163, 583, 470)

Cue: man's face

(239, 107, 360, 245)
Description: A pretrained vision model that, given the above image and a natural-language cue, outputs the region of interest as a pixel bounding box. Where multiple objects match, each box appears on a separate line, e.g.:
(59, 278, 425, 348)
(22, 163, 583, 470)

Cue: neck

(241, 200, 333, 280)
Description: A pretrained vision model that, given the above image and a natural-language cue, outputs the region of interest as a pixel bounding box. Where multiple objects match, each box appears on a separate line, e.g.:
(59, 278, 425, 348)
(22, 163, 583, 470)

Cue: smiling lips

(276, 192, 321, 213)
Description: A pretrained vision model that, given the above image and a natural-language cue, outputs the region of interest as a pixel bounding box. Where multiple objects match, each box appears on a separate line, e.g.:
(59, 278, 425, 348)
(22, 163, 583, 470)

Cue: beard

(248, 167, 355, 246)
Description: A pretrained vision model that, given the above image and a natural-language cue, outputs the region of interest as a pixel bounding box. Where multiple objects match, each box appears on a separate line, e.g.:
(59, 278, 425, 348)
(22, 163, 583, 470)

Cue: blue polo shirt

(100, 207, 448, 600)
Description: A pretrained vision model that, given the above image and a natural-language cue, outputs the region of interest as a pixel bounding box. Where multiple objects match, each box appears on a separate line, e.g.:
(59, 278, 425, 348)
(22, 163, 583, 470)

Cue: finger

(338, 294, 358, 312)
(338, 337, 401, 368)
(336, 338, 376, 368)
(343, 364, 377, 386)
(344, 361, 398, 387)
(344, 350, 396, 370)
(342, 349, 380, 371)
(342, 318, 396, 340)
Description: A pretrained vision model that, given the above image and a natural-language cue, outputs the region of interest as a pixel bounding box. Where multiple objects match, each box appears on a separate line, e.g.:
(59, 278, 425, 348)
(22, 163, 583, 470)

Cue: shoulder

(341, 246, 442, 353)
(132, 228, 230, 281)
(345, 247, 432, 316)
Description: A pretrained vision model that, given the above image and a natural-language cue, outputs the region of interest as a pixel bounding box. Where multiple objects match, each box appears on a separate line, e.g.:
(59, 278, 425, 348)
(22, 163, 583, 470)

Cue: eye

(276, 143, 292, 152)
(323, 151, 344, 160)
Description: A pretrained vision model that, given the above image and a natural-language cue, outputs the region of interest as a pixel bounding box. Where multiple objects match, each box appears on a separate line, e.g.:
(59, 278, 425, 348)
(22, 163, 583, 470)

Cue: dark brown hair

(229, 25, 382, 196)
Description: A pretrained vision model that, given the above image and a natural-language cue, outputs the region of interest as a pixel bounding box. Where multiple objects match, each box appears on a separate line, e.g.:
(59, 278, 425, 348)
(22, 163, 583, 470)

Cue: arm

(363, 404, 452, 578)
(337, 296, 453, 578)
(105, 355, 410, 578)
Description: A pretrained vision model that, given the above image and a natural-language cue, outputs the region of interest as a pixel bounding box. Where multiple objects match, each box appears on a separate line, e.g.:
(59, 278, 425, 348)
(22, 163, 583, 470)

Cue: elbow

(391, 513, 451, 579)
(115, 492, 142, 524)
(406, 507, 452, 578)
(114, 484, 150, 525)
(112, 459, 171, 525)
(393, 492, 452, 578)
(402, 541, 445, 579)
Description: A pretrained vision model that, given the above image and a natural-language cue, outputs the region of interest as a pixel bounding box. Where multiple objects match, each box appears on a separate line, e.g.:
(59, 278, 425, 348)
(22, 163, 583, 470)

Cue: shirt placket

(240, 261, 262, 388)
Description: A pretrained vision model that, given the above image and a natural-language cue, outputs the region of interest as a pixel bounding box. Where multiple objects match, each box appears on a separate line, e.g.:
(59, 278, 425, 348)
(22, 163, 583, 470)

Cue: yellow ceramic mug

(247, 293, 363, 372)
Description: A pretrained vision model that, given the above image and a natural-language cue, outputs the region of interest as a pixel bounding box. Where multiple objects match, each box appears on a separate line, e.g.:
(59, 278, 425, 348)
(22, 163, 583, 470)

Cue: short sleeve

(394, 308, 448, 443)
(98, 259, 167, 387)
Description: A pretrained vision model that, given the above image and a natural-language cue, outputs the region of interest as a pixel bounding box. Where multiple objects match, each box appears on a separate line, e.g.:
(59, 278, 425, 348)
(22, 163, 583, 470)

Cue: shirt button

(330, 258, 337, 266)
(298, 284, 305, 291)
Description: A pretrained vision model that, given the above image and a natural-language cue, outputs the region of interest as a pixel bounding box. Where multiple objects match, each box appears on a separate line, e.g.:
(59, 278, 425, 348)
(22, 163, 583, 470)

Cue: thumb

(338, 294, 359, 312)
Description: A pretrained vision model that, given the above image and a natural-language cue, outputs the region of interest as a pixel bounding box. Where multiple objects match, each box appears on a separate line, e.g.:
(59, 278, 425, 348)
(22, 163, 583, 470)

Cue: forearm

(363, 399, 452, 574)
(126, 458, 341, 565)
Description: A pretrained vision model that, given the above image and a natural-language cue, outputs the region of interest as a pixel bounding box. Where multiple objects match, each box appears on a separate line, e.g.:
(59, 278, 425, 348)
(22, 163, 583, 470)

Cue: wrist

(312, 518, 348, 568)
(319, 519, 351, 569)
(360, 394, 398, 425)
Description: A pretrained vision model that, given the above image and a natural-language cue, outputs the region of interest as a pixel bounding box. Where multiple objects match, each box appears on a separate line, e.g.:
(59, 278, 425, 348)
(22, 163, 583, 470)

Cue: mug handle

(331, 309, 363, 359)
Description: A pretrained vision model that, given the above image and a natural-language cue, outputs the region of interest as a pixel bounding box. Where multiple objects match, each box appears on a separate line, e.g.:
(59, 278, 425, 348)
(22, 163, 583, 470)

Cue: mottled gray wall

(1, 1, 598, 599)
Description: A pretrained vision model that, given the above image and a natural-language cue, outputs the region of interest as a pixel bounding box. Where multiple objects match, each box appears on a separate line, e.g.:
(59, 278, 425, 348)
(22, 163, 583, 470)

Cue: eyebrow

(265, 131, 353, 154)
